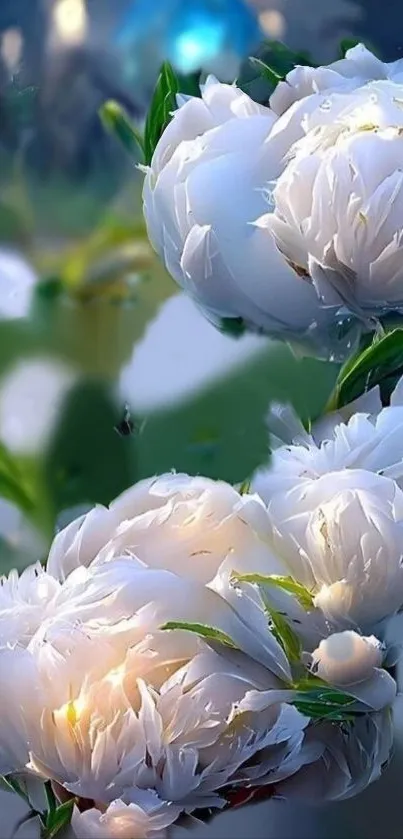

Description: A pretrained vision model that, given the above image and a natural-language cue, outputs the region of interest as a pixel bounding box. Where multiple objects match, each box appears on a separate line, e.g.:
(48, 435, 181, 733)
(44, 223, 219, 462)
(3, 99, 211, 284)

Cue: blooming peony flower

(252, 375, 403, 634)
(45, 472, 315, 675)
(269, 76, 403, 318)
(254, 374, 403, 494)
(0, 557, 308, 815)
(143, 41, 403, 347)
(255, 468, 403, 633)
(142, 74, 336, 349)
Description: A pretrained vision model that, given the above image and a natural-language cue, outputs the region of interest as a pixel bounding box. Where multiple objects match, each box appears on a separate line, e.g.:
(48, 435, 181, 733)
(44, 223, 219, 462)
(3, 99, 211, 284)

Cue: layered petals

(142, 75, 335, 349)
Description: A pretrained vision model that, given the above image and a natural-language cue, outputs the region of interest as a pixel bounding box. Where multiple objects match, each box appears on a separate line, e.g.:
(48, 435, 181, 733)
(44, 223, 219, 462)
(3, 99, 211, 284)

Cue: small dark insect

(114, 403, 135, 437)
(114, 403, 146, 438)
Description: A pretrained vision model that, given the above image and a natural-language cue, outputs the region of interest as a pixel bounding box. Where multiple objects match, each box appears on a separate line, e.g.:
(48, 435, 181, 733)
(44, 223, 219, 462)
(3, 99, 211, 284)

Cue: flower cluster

(3, 374, 403, 835)
(143, 44, 403, 358)
(4, 37, 403, 839)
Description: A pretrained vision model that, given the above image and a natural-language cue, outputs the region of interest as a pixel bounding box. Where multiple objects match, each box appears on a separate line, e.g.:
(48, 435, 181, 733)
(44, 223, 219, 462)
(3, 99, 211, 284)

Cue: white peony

(142, 75, 335, 348)
(254, 374, 403, 492)
(269, 76, 403, 317)
(253, 376, 403, 633)
(0, 557, 308, 815)
(45, 472, 318, 678)
(254, 468, 403, 632)
(143, 44, 403, 352)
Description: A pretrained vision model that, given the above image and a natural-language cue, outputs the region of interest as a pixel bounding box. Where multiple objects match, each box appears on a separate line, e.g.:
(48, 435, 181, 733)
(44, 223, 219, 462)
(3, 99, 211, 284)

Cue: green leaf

(143, 62, 180, 165)
(232, 572, 303, 662)
(332, 328, 403, 408)
(339, 38, 361, 58)
(263, 599, 302, 663)
(233, 572, 314, 610)
(100, 100, 145, 161)
(239, 40, 315, 95)
(45, 782, 57, 818)
(161, 621, 238, 649)
(293, 687, 356, 720)
(249, 56, 283, 86)
(42, 798, 76, 839)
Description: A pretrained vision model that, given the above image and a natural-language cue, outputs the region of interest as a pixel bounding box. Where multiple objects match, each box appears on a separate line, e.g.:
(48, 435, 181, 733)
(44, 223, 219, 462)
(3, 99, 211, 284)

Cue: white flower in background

(269, 77, 403, 317)
(0, 558, 308, 814)
(278, 708, 393, 802)
(310, 631, 396, 710)
(142, 75, 334, 346)
(255, 374, 403, 494)
(0, 250, 37, 320)
(253, 376, 403, 633)
(0, 357, 77, 455)
(259, 468, 403, 632)
(270, 43, 403, 116)
(71, 790, 180, 839)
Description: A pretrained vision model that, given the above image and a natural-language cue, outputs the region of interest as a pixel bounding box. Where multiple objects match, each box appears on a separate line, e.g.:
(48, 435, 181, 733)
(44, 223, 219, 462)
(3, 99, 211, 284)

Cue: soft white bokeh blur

(119, 293, 268, 413)
(0, 252, 37, 321)
(0, 357, 77, 455)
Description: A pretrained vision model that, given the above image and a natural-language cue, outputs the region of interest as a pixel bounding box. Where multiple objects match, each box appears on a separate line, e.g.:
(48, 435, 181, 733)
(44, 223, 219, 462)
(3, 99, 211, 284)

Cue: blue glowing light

(116, 0, 262, 77)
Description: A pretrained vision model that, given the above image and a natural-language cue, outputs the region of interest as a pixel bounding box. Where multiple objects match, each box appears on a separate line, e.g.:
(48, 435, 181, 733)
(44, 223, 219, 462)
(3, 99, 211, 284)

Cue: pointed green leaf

(249, 56, 282, 86)
(100, 100, 145, 161)
(44, 782, 57, 818)
(233, 572, 314, 610)
(293, 687, 356, 720)
(43, 798, 76, 839)
(332, 328, 403, 408)
(239, 40, 316, 97)
(143, 62, 180, 165)
(161, 621, 238, 649)
(264, 600, 302, 663)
